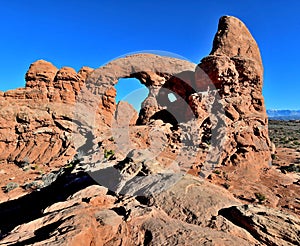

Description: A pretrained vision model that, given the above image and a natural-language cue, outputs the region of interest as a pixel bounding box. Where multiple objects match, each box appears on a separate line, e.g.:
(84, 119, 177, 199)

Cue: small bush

(23, 181, 42, 191)
(3, 182, 19, 193)
(23, 156, 30, 165)
(31, 164, 39, 170)
(15, 156, 30, 168)
(213, 170, 221, 175)
(42, 173, 58, 187)
(64, 162, 74, 169)
(74, 150, 84, 161)
(254, 192, 266, 203)
(280, 164, 300, 173)
(271, 154, 276, 160)
(222, 171, 230, 181)
(222, 182, 230, 189)
(104, 149, 115, 160)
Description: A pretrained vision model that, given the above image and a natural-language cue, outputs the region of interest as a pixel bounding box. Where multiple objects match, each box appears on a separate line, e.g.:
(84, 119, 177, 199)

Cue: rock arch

(84, 53, 197, 126)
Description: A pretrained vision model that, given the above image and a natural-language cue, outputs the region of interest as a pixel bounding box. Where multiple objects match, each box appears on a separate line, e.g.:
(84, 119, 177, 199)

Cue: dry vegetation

(269, 120, 300, 149)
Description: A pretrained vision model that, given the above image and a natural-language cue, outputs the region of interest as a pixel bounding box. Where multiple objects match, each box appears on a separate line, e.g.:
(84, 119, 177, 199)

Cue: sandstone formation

(0, 176, 260, 246)
(84, 53, 196, 126)
(219, 204, 300, 245)
(0, 16, 271, 180)
(0, 60, 93, 166)
(0, 61, 95, 201)
(196, 16, 270, 172)
(210, 16, 263, 74)
(0, 15, 298, 246)
(79, 16, 271, 177)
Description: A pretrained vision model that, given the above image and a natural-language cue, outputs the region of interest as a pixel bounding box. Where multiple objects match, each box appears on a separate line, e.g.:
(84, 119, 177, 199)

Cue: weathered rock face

(0, 62, 94, 201)
(210, 16, 263, 75)
(1, 174, 299, 246)
(191, 16, 271, 172)
(25, 60, 89, 103)
(25, 60, 58, 88)
(0, 16, 272, 176)
(86, 16, 270, 174)
(0, 15, 272, 199)
(85, 54, 196, 126)
(114, 101, 138, 127)
(0, 15, 288, 246)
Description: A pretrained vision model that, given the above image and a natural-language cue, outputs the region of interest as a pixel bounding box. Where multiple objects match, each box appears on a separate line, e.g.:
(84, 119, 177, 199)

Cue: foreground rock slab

(219, 204, 300, 246)
(0, 177, 259, 246)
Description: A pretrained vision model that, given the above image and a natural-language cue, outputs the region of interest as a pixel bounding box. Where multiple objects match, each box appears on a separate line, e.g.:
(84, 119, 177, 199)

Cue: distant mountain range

(267, 109, 300, 120)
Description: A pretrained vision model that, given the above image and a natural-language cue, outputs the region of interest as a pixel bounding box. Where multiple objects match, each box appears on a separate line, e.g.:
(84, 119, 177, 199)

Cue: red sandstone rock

(210, 16, 263, 76)
(25, 60, 58, 88)
(0, 177, 260, 246)
(0, 61, 94, 201)
(0, 15, 296, 246)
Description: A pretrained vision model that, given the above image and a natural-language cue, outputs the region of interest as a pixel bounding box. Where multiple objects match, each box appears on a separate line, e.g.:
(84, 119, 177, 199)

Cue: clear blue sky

(0, 0, 299, 110)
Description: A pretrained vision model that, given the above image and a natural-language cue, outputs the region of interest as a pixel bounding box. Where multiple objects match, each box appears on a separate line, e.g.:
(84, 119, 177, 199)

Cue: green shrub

(15, 156, 30, 168)
(213, 170, 221, 175)
(23, 181, 42, 190)
(271, 154, 276, 160)
(254, 192, 266, 203)
(31, 164, 39, 170)
(280, 164, 300, 173)
(104, 149, 115, 160)
(222, 182, 230, 189)
(3, 182, 19, 193)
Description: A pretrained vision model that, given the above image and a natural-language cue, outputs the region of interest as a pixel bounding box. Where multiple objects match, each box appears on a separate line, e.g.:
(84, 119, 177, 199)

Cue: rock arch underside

(0, 16, 298, 246)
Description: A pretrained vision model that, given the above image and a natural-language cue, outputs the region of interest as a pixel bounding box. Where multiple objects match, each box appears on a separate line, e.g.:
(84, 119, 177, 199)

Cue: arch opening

(150, 109, 178, 126)
(168, 93, 177, 103)
(115, 78, 149, 112)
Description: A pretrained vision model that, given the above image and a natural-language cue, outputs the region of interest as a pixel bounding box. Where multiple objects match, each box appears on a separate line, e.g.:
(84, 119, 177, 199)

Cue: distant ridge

(267, 109, 300, 120)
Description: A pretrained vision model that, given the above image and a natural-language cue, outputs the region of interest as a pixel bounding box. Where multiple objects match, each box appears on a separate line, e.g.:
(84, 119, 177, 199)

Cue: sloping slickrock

(0, 177, 259, 246)
(156, 175, 241, 226)
(219, 204, 300, 246)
